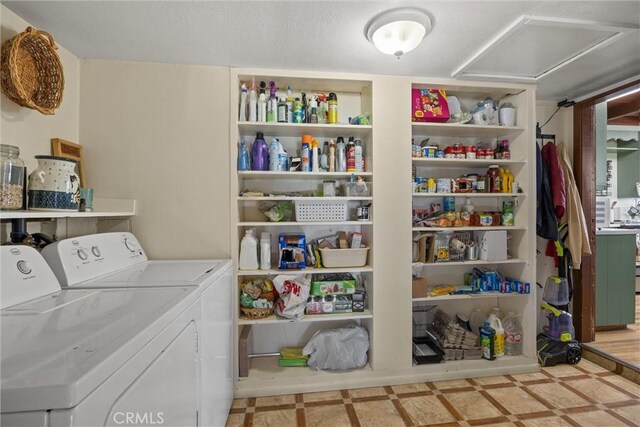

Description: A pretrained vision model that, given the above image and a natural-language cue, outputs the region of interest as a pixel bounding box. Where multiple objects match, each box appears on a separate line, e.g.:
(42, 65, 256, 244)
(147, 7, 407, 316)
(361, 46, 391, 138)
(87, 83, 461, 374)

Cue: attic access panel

(452, 16, 638, 82)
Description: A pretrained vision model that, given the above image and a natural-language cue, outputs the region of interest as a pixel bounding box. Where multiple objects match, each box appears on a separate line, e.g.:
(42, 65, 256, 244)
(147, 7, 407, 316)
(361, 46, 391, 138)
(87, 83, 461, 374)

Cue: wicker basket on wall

(1, 27, 64, 115)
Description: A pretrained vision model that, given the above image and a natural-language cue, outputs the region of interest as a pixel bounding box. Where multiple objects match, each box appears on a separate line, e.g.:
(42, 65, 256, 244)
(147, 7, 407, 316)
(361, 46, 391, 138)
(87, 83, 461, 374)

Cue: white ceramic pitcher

(28, 156, 80, 211)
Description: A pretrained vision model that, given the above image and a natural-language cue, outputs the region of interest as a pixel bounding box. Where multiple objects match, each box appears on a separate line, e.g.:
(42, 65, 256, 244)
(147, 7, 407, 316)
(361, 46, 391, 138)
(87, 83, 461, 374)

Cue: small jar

(0, 144, 25, 210)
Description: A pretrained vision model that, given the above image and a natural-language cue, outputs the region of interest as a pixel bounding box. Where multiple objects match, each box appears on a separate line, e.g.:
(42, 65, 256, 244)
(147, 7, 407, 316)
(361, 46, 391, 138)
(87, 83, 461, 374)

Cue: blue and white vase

(28, 156, 80, 211)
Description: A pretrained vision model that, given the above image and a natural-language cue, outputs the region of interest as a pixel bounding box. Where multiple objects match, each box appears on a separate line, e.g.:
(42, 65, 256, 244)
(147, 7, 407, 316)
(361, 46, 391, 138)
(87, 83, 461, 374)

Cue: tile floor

(226, 359, 640, 427)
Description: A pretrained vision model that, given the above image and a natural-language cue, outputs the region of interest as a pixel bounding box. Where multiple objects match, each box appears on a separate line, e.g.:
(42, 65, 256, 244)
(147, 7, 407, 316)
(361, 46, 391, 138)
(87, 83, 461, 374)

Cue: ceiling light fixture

(365, 8, 432, 58)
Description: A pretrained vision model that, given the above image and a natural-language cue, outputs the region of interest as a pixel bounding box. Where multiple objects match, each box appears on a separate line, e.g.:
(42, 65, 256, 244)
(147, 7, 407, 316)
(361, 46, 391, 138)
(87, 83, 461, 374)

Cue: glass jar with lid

(0, 144, 25, 210)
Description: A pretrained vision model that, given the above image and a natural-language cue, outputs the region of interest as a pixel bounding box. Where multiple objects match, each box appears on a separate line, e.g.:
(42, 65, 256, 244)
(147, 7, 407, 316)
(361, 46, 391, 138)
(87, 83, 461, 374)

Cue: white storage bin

(295, 200, 348, 222)
(319, 246, 369, 268)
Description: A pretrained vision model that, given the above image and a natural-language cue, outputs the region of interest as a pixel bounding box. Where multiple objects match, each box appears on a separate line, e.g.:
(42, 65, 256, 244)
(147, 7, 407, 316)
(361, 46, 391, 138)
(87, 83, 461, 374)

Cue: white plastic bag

(273, 274, 311, 320)
(302, 325, 369, 370)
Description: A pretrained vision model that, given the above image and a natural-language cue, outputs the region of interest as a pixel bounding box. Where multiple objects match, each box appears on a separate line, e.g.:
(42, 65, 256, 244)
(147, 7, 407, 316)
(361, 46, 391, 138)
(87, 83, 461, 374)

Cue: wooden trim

(51, 138, 86, 187)
(572, 79, 640, 343)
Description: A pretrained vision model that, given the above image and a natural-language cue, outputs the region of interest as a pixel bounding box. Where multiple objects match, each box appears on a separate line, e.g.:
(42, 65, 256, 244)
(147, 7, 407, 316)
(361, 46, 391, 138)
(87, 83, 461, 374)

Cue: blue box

(278, 234, 306, 269)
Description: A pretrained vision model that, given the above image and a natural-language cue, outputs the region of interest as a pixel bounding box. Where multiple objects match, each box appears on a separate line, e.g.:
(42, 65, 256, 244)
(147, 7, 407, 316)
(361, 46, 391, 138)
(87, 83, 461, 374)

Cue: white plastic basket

(295, 200, 348, 222)
(319, 247, 369, 268)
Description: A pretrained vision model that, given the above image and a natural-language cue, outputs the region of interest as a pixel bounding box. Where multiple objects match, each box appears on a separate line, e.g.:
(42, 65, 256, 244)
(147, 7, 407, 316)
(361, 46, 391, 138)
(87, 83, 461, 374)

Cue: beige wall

(1, 5, 80, 172)
(79, 60, 230, 259)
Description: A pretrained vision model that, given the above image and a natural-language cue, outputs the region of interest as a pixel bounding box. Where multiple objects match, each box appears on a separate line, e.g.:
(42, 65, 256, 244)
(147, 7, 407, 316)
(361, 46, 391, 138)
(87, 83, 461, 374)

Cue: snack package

(273, 274, 311, 320)
(412, 89, 450, 123)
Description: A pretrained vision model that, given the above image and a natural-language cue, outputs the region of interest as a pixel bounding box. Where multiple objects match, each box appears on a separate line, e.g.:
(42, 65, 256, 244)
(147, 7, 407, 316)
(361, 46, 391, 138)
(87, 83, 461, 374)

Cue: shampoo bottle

(260, 232, 271, 270)
(346, 137, 356, 172)
(239, 229, 259, 270)
(251, 132, 269, 171)
(239, 83, 248, 121)
(248, 78, 257, 122)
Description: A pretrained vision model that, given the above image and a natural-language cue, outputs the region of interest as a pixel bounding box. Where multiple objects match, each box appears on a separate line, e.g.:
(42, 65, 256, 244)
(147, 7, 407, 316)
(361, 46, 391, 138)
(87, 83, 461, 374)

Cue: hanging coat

(541, 142, 566, 219)
(558, 142, 591, 269)
(536, 143, 559, 240)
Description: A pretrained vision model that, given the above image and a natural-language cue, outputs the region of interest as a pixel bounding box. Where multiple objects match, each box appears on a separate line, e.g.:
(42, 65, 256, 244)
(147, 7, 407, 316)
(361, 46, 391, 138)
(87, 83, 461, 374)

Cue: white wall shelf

(238, 266, 372, 276)
(606, 147, 638, 152)
(412, 158, 525, 167)
(411, 122, 525, 138)
(412, 226, 526, 232)
(238, 171, 372, 180)
(0, 198, 135, 220)
(238, 309, 373, 325)
(239, 221, 373, 227)
(238, 196, 373, 202)
(413, 259, 527, 268)
(412, 293, 528, 302)
(238, 122, 372, 138)
(412, 193, 524, 198)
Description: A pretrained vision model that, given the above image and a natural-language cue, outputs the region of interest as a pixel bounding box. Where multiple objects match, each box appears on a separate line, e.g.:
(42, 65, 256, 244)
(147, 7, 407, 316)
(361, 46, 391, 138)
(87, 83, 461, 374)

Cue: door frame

(573, 79, 640, 342)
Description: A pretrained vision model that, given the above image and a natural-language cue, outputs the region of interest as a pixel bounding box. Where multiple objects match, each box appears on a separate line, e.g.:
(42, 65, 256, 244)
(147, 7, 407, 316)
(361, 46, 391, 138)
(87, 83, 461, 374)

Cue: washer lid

(1, 286, 197, 413)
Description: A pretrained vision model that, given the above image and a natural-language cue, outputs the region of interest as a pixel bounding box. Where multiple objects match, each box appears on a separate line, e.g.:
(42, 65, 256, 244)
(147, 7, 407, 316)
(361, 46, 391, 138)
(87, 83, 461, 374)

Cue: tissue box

(476, 230, 507, 261)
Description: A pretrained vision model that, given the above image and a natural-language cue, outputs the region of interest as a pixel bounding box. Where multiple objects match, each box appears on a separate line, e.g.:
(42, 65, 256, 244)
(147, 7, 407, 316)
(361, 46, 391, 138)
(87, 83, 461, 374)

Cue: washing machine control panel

(41, 232, 148, 287)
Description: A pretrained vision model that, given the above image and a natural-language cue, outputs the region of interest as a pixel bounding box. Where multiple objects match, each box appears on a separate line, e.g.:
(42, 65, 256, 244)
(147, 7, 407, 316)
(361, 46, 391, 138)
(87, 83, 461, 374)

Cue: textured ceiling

(3, 1, 640, 100)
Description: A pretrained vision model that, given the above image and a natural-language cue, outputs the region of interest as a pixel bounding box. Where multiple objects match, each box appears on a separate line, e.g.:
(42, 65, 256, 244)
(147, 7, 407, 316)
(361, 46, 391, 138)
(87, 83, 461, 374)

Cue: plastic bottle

(503, 312, 523, 356)
(346, 137, 356, 172)
(237, 140, 250, 171)
(320, 141, 329, 171)
(329, 139, 336, 172)
(354, 139, 364, 172)
(260, 232, 271, 270)
(301, 134, 312, 172)
(239, 83, 248, 121)
(239, 229, 259, 270)
(488, 311, 505, 358)
(266, 81, 277, 123)
(312, 140, 319, 172)
(277, 144, 288, 171)
(251, 132, 269, 171)
(286, 85, 294, 123)
(336, 137, 346, 172)
(462, 197, 475, 213)
(328, 92, 338, 124)
(301, 92, 307, 123)
(277, 97, 287, 123)
(269, 139, 281, 171)
(258, 82, 267, 123)
(248, 78, 257, 122)
(308, 95, 318, 123)
(479, 321, 496, 360)
(293, 98, 304, 123)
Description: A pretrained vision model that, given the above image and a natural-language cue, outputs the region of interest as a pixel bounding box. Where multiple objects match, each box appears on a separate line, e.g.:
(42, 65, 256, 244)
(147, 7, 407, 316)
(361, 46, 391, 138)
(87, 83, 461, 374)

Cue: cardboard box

(414, 232, 435, 263)
(476, 230, 507, 261)
(310, 279, 356, 296)
(278, 234, 306, 269)
(412, 277, 428, 298)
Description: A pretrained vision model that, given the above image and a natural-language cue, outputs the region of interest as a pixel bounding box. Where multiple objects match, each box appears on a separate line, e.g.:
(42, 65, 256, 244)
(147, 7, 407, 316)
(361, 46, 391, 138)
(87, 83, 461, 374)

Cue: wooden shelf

(240, 221, 372, 227)
(238, 266, 372, 276)
(238, 196, 373, 202)
(412, 226, 525, 232)
(237, 122, 372, 138)
(413, 259, 527, 268)
(238, 309, 373, 325)
(412, 158, 525, 167)
(411, 122, 525, 138)
(239, 171, 372, 180)
(413, 193, 524, 198)
(0, 198, 135, 220)
(412, 292, 528, 302)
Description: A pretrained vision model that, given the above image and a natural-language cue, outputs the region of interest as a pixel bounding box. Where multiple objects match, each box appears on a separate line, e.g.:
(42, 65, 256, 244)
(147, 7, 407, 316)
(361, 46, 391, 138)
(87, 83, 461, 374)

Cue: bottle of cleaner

(329, 139, 336, 172)
(488, 311, 505, 357)
(301, 92, 307, 123)
(248, 78, 257, 122)
(260, 232, 271, 270)
(286, 85, 294, 123)
(479, 321, 496, 360)
(267, 81, 277, 123)
(239, 83, 248, 121)
(237, 140, 250, 171)
(503, 312, 523, 356)
(269, 139, 281, 172)
(320, 141, 329, 171)
(301, 134, 312, 172)
(354, 139, 363, 172)
(346, 137, 356, 172)
(251, 132, 269, 171)
(277, 97, 287, 123)
(336, 136, 346, 172)
(278, 145, 288, 171)
(308, 95, 318, 123)
(312, 140, 319, 172)
(293, 98, 304, 123)
(258, 81, 267, 123)
(328, 92, 338, 124)
(239, 229, 259, 270)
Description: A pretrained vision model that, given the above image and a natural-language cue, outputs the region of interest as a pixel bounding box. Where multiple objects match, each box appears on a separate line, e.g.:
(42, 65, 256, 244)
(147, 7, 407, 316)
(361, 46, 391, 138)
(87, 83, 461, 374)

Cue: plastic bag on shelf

(302, 325, 369, 370)
(259, 201, 293, 222)
(273, 274, 311, 320)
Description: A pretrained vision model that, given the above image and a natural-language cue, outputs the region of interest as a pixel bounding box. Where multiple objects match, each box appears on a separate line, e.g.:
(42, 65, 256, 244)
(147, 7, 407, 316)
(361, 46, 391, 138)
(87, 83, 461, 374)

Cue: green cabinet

(617, 146, 640, 198)
(595, 234, 637, 326)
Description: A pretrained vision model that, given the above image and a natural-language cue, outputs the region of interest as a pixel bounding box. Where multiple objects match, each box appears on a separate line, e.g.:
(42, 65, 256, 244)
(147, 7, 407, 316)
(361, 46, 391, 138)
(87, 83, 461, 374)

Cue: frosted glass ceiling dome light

(365, 8, 432, 57)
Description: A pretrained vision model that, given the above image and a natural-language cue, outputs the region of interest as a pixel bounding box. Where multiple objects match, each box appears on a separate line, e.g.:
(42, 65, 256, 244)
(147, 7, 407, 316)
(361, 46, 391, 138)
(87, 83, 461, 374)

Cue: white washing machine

(1, 245, 201, 427)
(41, 232, 233, 427)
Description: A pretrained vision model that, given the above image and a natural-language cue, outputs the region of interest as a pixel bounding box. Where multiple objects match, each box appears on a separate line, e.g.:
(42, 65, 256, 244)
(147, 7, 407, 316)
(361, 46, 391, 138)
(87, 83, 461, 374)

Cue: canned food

(443, 196, 456, 212)
(415, 177, 427, 193)
(465, 145, 477, 159)
(485, 148, 494, 159)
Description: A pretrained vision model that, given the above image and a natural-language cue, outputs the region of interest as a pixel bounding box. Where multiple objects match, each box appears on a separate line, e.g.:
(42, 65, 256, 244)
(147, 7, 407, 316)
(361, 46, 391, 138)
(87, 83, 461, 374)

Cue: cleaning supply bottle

(293, 98, 303, 123)
(329, 139, 336, 172)
(311, 140, 319, 172)
(277, 97, 287, 123)
(258, 81, 267, 123)
(301, 92, 307, 123)
(239, 83, 248, 121)
(251, 132, 268, 171)
(308, 95, 318, 123)
(269, 139, 281, 172)
(346, 137, 356, 172)
(355, 139, 364, 172)
(260, 232, 271, 270)
(336, 137, 346, 172)
(503, 312, 523, 356)
(239, 229, 259, 270)
(301, 134, 312, 172)
(320, 141, 329, 171)
(328, 92, 338, 124)
(479, 321, 496, 360)
(286, 85, 294, 123)
(237, 140, 250, 171)
(267, 81, 277, 123)
(488, 310, 505, 357)
(248, 78, 257, 122)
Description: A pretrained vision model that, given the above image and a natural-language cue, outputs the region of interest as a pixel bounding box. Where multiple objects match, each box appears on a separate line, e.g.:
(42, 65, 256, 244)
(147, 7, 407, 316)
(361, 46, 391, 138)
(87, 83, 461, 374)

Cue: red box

(412, 89, 450, 123)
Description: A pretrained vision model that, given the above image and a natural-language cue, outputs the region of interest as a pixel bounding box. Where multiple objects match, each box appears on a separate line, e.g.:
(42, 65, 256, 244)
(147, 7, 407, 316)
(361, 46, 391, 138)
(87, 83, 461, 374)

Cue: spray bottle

(267, 81, 277, 123)
(346, 136, 356, 172)
(239, 83, 248, 122)
(277, 97, 287, 122)
(355, 139, 363, 172)
(248, 78, 257, 122)
(328, 92, 338, 124)
(308, 95, 318, 124)
(286, 85, 294, 123)
(312, 140, 319, 172)
(258, 81, 267, 123)
(269, 139, 281, 172)
(301, 134, 312, 172)
(321, 141, 329, 171)
(336, 137, 346, 172)
(329, 139, 336, 172)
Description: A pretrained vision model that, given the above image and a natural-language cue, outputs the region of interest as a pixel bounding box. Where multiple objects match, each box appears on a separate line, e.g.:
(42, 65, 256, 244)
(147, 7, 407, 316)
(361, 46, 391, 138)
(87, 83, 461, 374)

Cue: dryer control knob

(124, 239, 137, 252)
(77, 249, 89, 260)
(91, 246, 101, 257)
(16, 260, 32, 275)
